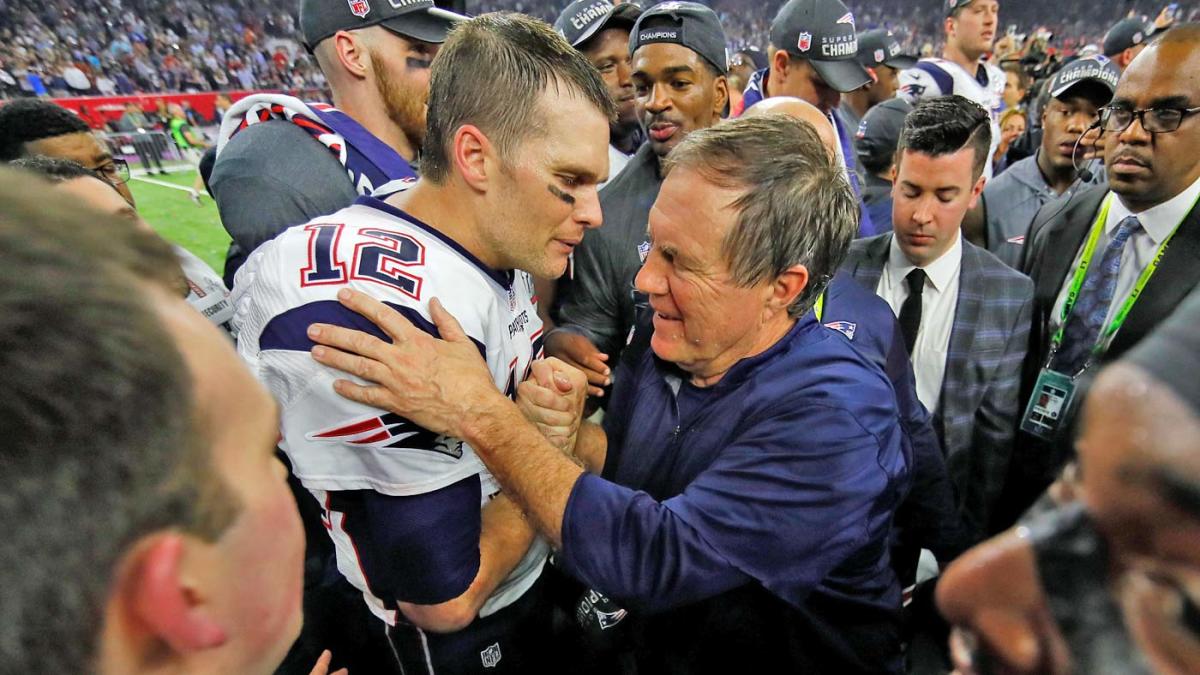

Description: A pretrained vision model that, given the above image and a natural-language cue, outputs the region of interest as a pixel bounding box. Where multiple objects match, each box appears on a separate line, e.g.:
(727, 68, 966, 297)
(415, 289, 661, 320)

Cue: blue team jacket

(559, 313, 911, 673)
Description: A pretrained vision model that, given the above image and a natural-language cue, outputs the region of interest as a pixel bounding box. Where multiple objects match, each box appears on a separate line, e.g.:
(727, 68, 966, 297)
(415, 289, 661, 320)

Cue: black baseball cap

(1046, 55, 1120, 105)
(554, 1, 643, 49)
(855, 97, 911, 171)
(769, 0, 870, 93)
(300, 0, 466, 50)
(856, 28, 917, 70)
(1103, 18, 1153, 57)
(629, 2, 728, 75)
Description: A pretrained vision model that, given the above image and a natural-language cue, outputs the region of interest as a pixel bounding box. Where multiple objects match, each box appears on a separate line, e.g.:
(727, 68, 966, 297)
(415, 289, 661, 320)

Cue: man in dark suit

(1002, 24, 1200, 526)
(844, 96, 1034, 540)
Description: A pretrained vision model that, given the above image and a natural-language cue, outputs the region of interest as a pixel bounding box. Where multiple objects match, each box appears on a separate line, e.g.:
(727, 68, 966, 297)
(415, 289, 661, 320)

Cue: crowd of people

(1, 0, 1195, 100)
(0, 0, 325, 99)
(3, 0, 1200, 674)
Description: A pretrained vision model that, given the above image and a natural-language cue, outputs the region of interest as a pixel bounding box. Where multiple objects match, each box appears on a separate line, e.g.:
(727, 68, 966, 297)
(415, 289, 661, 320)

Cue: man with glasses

(977, 56, 1120, 268)
(999, 24, 1200, 529)
(0, 98, 136, 205)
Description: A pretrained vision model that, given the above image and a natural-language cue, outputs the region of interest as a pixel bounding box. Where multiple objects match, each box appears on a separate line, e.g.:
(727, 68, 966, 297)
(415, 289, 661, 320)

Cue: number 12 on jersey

(300, 222, 426, 299)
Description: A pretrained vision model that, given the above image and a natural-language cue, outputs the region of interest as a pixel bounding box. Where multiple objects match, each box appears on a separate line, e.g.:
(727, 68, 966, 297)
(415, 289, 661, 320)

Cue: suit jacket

(1007, 183, 1200, 507)
(843, 235, 1034, 535)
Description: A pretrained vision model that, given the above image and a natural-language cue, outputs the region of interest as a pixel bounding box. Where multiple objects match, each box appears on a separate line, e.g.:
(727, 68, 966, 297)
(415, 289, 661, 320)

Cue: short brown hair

(664, 114, 859, 318)
(421, 12, 616, 182)
(0, 168, 238, 670)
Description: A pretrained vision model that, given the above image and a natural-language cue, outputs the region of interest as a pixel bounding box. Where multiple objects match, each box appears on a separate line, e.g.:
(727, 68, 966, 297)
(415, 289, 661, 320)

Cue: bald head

(742, 96, 837, 156)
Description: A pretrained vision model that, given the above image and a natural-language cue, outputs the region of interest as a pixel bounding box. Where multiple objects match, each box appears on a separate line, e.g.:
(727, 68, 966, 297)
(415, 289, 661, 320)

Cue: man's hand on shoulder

(307, 289, 502, 439)
(545, 329, 610, 397)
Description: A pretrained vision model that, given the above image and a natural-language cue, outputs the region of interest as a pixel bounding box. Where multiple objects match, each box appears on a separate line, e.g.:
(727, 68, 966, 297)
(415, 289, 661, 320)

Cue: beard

(371, 47, 428, 152)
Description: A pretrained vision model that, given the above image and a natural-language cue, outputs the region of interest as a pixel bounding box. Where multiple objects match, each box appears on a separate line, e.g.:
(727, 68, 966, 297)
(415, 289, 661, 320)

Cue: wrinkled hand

(517, 358, 587, 452)
(309, 650, 348, 675)
(308, 289, 501, 440)
(544, 329, 610, 397)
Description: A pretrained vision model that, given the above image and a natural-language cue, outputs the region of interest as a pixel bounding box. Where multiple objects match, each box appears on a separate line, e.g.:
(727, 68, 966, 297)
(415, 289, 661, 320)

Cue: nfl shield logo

(481, 643, 502, 669)
(348, 0, 370, 17)
(797, 32, 812, 52)
(874, 49, 885, 63)
(638, 240, 651, 263)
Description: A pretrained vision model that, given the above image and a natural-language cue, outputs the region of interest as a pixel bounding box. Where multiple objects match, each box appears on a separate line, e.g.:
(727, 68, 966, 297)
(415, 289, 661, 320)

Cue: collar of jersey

(354, 195, 515, 290)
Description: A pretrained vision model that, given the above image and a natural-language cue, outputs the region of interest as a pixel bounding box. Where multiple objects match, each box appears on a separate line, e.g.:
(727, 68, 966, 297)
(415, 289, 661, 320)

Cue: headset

(1071, 119, 1104, 183)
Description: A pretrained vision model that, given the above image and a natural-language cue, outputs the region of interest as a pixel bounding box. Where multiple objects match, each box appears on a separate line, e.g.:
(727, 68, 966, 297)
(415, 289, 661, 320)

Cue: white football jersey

(232, 194, 548, 624)
(898, 58, 1005, 178)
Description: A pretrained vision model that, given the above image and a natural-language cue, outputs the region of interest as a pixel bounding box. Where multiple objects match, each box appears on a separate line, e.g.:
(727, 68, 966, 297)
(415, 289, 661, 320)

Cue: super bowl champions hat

(555, 0, 643, 48)
(629, 2, 728, 74)
(769, 0, 870, 92)
(300, 0, 466, 49)
(856, 28, 917, 70)
(1047, 55, 1121, 105)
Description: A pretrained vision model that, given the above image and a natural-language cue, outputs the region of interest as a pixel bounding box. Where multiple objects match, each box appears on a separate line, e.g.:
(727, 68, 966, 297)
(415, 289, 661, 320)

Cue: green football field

(129, 169, 230, 272)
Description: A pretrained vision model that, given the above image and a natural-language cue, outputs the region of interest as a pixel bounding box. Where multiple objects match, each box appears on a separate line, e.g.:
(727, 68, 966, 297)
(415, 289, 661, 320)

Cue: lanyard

(1050, 194, 1187, 361)
(814, 291, 825, 321)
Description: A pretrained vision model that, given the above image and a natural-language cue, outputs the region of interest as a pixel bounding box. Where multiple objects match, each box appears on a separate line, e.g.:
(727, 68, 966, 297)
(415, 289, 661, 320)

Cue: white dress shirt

(600, 144, 632, 190)
(877, 232, 964, 412)
(1051, 174, 1200, 333)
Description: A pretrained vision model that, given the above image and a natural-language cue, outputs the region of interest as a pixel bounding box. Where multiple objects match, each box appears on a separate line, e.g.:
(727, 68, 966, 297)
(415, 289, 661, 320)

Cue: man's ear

(451, 124, 497, 194)
(121, 533, 228, 655)
(770, 48, 791, 86)
(768, 264, 810, 318)
(331, 30, 371, 81)
(968, 173, 987, 209)
(713, 75, 730, 120)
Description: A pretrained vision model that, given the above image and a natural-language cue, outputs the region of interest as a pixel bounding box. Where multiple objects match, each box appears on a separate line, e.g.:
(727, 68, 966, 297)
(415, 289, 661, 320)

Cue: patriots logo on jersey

(824, 321, 858, 341)
(307, 412, 465, 459)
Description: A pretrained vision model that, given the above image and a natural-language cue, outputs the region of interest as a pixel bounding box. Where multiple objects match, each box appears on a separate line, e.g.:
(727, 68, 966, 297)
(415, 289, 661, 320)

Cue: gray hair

(663, 114, 859, 318)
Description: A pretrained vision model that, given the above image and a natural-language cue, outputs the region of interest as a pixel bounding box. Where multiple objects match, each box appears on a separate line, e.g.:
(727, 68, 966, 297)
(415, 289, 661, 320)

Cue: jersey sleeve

(897, 63, 947, 104)
(234, 211, 493, 496)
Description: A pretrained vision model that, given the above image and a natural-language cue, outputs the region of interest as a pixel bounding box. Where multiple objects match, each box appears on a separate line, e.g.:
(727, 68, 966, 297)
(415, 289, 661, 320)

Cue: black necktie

(899, 268, 927, 355)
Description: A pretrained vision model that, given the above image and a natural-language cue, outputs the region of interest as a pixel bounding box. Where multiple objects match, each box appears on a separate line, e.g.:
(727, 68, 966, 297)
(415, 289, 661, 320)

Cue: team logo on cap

(837, 12, 855, 27)
(797, 32, 812, 52)
(347, 0, 370, 18)
(1133, 31, 1144, 44)
(874, 48, 885, 63)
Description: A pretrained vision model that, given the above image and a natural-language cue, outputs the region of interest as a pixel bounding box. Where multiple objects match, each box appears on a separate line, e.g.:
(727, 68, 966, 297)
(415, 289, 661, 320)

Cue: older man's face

(634, 167, 774, 385)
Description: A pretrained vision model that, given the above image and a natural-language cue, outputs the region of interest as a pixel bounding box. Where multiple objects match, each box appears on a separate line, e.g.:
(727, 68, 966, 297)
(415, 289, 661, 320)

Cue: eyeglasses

(94, 157, 131, 185)
(1099, 105, 1200, 134)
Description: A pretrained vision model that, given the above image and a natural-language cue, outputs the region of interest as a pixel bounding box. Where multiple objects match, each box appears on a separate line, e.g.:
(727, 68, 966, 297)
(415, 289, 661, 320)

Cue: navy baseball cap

(856, 28, 917, 70)
(300, 0, 466, 49)
(1103, 17, 1153, 56)
(555, 1, 643, 49)
(630, 2, 728, 75)
(769, 0, 870, 93)
(855, 97, 911, 171)
(1047, 55, 1120, 105)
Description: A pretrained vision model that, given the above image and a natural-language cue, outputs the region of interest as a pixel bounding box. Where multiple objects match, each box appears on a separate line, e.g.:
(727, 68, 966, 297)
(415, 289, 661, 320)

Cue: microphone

(1072, 120, 1103, 183)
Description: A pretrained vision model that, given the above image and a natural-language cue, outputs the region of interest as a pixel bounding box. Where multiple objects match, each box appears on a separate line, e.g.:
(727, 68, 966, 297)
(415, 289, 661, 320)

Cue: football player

(233, 13, 613, 674)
